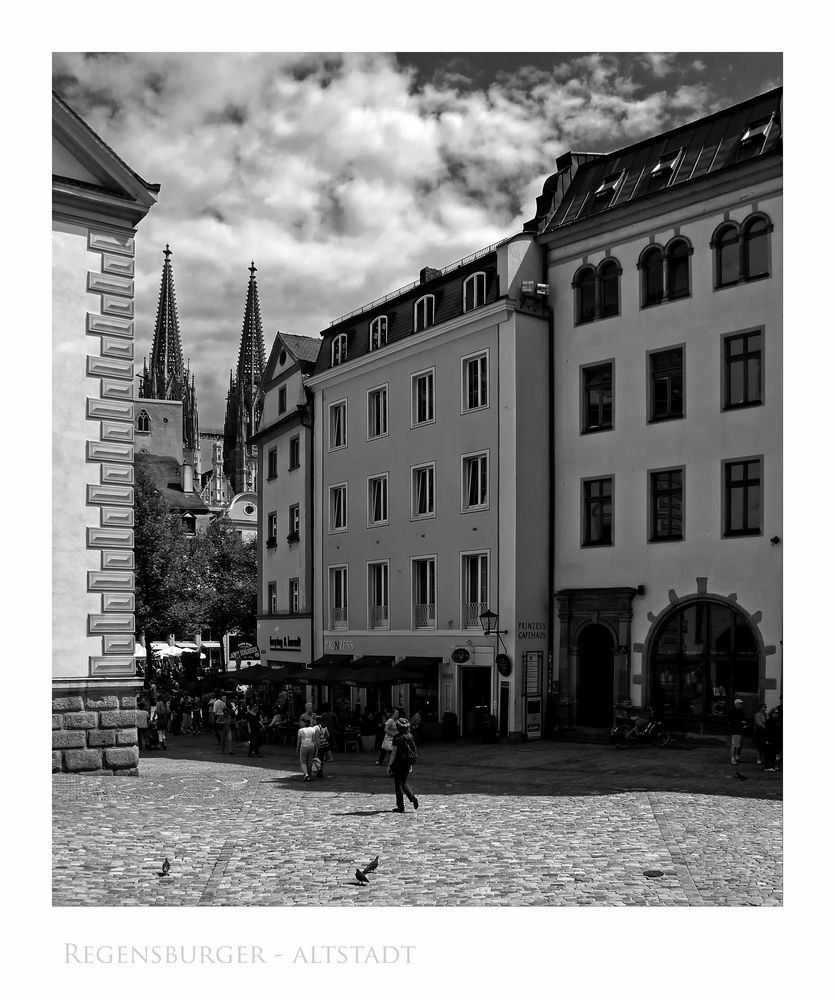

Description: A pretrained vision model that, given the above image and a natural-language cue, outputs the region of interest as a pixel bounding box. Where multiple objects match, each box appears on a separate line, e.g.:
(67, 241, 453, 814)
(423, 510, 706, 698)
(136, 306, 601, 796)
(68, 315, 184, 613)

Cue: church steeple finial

(145, 243, 185, 400)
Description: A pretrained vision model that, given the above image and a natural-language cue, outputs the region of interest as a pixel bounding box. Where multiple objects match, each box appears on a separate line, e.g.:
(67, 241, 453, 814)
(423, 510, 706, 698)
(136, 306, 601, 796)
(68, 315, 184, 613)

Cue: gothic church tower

(223, 262, 266, 494)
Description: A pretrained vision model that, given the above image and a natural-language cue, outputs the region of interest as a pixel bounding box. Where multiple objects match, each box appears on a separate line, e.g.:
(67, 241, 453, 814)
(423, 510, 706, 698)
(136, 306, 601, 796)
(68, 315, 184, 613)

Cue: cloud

(53, 51, 731, 429)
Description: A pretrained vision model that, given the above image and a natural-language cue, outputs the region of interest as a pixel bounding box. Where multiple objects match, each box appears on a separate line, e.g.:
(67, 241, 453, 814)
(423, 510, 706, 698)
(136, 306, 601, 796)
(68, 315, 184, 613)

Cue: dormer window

(369, 316, 388, 351)
(463, 272, 486, 313)
(593, 170, 625, 209)
(414, 295, 435, 333)
(136, 409, 150, 434)
(650, 148, 683, 177)
(331, 333, 348, 367)
(740, 115, 773, 145)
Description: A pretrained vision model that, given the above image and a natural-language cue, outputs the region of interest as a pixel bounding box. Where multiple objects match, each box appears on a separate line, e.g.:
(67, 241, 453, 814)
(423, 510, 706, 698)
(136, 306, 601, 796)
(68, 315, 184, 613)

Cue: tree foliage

(134, 466, 257, 642)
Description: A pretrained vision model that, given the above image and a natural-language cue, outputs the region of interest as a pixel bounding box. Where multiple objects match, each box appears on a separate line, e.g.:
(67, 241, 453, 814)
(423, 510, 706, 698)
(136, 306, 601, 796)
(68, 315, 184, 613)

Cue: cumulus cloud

(52, 51, 744, 427)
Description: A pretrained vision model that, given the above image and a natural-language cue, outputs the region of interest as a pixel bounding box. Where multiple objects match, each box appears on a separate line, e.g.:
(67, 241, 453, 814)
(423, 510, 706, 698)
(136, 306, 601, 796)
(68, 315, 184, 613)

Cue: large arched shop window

(650, 600, 759, 718)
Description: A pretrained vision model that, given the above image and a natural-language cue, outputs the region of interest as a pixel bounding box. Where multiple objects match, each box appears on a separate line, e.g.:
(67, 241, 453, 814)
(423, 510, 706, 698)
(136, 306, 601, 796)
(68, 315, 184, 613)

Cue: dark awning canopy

(230, 664, 276, 683)
(348, 655, 395, 684)
(391, 656, 441, 677)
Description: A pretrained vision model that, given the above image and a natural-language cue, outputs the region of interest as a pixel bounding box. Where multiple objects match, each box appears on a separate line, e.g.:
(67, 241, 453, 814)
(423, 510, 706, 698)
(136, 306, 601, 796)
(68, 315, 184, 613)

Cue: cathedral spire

(143, 244, 185, 400)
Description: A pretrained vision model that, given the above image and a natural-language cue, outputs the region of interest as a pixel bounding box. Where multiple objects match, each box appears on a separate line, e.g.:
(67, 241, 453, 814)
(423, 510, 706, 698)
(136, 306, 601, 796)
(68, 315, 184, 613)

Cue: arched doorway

(650, 600, 760, 724)
(576, 624, 614, 726)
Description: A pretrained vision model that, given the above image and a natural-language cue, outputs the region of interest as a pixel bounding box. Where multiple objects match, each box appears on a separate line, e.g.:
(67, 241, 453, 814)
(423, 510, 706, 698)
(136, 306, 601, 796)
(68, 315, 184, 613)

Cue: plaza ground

(52, 731, 782, 906)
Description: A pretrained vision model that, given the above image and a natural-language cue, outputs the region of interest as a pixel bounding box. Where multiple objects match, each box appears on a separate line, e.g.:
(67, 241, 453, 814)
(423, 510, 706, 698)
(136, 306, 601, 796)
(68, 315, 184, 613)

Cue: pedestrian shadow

(333, 809, 392, 817)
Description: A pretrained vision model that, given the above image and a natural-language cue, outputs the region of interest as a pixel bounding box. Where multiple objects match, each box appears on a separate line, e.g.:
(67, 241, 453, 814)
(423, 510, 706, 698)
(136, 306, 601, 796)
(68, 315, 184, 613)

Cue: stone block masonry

(52, 686, 140, 774)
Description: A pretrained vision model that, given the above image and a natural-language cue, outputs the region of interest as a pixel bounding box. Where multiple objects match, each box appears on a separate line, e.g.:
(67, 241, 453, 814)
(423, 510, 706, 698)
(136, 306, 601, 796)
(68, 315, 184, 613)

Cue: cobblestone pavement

(52, 734, 782, 907)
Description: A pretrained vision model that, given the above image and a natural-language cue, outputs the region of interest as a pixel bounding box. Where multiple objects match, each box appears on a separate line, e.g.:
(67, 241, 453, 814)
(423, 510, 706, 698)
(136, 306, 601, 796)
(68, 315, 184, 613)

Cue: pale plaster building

(52, 91, 158, 772)
(527, 87, 783, 733)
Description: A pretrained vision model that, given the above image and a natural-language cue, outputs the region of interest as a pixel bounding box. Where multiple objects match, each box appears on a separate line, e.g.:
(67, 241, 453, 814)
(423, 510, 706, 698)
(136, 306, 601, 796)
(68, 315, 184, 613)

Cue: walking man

(388, 717, 419, 812)
(297, 717, 322, 782)
(211, 691, 226, 746)
(246, 700, 263, 758)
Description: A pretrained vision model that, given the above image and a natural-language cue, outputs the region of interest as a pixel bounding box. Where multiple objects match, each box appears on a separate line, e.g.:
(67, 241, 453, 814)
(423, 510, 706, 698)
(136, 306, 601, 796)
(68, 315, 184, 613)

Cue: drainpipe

(544, 253, 557, 739)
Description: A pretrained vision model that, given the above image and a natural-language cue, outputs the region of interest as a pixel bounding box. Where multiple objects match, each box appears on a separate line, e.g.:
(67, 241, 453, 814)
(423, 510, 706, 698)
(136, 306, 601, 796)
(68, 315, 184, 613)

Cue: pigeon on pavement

(354, 855, 379, 885)
(159, 857, 171, 876)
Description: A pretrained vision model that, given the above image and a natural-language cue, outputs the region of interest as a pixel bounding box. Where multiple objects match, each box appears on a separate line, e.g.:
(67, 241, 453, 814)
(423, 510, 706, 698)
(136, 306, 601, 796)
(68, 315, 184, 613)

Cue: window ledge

(266, 539, 278, 549)
(286, 532, 300, 543)
(581, 426, 614, 435)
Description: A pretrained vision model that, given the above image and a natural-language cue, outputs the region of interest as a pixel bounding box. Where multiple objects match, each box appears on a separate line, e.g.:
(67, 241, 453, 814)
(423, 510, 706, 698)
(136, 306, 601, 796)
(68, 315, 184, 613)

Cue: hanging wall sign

(451, 647, 471, 664)
(496, 654, 512, 676)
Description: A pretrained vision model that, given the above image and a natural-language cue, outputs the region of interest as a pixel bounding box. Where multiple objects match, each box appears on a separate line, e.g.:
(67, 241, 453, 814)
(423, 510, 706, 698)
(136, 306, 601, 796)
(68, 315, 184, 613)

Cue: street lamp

(479, 608, 508, 653)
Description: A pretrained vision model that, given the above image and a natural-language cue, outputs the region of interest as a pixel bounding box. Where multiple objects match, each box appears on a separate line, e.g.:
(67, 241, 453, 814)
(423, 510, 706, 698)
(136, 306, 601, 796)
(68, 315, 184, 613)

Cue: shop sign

(517, 620, 547, 639)
(326, 639, 354, 652)
(451, 647, 471, 664)
(234, 644, 260, 661)
(495, 653, 512, 676)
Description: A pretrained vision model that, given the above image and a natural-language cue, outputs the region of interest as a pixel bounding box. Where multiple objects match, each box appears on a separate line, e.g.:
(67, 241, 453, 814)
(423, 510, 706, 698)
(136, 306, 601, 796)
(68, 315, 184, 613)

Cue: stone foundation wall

(52, 688, 139, 774)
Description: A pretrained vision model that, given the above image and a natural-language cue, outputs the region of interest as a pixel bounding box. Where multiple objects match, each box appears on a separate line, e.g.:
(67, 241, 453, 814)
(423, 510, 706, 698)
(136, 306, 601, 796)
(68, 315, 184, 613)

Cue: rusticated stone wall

(52, 690, 139, 774)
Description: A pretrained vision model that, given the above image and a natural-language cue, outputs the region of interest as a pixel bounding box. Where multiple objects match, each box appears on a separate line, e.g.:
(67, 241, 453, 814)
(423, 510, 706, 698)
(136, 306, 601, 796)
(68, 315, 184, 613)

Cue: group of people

(729, 698, 783, 768)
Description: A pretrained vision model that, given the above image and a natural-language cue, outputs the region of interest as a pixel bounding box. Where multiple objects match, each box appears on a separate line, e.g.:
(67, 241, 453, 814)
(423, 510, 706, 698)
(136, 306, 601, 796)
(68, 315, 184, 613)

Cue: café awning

(231, 665, 276, 683)
(389, 656, 442, 680)
(348, 655, 396, 684)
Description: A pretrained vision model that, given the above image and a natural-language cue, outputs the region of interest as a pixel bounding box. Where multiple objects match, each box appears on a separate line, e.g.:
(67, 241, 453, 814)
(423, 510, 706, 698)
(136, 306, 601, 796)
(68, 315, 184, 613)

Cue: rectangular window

(278, 386, 287, 414)
(412, 464, 435, 518)
(368, 561, 390, 629)
(289, 578, 299, 614)
(462, 452, 488, 510)
(368, 475, 388, 526)
(649, 348, 684, 422)
(411, 368, 435, 426)
(724, 459, 762, 536)
(329, 483, 347, 532)
(650, 469, 684, 541)
(412, 557, 437, 629)
(329, 400, 347, 450)
(368, 385, 388, 439)
(462, 552, 489, 628)
(582, 362, 614, 432)
(462, 352, 488, 412)
(267, 582, 277, 615)
(288, 504, 300, 539)
(289, 435, 300, 469)
(267, 447, 278, 480)
(724, 331, 763, 409)
(329, 566, 348, 630)
(583, 477, 613, 546)
(267, 511, 277, 546)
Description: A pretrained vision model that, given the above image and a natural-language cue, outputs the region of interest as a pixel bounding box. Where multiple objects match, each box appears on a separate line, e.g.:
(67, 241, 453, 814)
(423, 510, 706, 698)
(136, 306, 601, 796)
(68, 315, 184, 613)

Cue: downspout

(544, 250, 557, 739)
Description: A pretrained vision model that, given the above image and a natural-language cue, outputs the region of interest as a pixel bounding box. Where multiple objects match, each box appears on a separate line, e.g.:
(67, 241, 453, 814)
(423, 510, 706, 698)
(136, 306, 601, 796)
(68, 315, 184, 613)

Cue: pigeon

(735, 771, 749, 782)
(158, 857, 171, 877)
(354, 855, 379, 885)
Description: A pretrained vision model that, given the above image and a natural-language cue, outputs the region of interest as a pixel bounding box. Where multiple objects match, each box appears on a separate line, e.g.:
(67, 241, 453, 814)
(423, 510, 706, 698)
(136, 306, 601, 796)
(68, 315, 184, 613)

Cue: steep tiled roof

(281, 333, 322, 366)
(135, 454, 208, 513)
(538, 87, 782, 234)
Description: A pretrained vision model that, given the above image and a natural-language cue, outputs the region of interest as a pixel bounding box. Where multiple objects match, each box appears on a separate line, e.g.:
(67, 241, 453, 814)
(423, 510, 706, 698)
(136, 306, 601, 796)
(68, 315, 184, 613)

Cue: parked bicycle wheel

(611, 725, 633, 750)
(652, 725, 671, 748)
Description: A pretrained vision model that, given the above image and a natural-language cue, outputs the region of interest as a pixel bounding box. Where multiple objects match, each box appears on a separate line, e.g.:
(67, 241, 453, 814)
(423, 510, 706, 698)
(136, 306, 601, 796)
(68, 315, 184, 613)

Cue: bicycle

(611, 707, 671, 749)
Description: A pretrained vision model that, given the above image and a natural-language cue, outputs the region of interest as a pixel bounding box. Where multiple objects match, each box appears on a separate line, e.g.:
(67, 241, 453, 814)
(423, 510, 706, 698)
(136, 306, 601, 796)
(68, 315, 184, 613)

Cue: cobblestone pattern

(52, 689, 138, 774)
(52, 745, 782, 907)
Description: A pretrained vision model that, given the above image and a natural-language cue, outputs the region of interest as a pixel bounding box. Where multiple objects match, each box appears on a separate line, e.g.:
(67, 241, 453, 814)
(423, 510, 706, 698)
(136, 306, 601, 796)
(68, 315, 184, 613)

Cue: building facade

(528, 87, 783, 732)
(307, 238, 550, 739)
(52, 91, 158, 773)
(254, 332, 321, 671)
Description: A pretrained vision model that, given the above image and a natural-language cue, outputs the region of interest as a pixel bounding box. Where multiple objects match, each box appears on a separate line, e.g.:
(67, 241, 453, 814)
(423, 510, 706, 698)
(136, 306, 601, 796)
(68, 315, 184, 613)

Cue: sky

(52, 51, 782, 430)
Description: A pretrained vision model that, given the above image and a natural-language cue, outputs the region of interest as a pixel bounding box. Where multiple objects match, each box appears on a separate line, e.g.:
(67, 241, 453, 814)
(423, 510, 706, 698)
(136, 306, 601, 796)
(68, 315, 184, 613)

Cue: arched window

(640, 246, 664, 306)
(713, 223, 740, 287)
(136, 409, 150, 433)
(414, 295, 435, 333)
(665, 238, 691, 300)
(742, 215, 771, 280)
(182, 513, 196, 536)
(598, 259, 620, 318)
(651, 600, 759, 719)
(574, 266, 596, 324)
(463, 272, 487, 312)
(331, 333, 348, 367)
(369, 316, 387, 351)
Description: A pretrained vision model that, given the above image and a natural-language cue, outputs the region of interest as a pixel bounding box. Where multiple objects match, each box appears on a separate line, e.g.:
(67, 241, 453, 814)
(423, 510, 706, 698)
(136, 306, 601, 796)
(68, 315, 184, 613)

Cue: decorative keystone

(696, 577, 708, 593)
(64, 749, 104, 772)
(100, 711, 137, 728)
(104, 747, 139, 768)
(667, 589, 678, 604)
(64, 712, 98, 729)
(87, 730, 116, 747)
(53, 730, 86, 749)
(85, 696, 119, 710)
(53, 697, 83, 712)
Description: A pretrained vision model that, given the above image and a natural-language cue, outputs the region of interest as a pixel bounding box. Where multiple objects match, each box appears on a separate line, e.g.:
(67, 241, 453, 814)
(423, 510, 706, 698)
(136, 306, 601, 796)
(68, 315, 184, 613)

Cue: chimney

(419, 266, 442, 284)
(181, 461, 193, 493)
